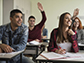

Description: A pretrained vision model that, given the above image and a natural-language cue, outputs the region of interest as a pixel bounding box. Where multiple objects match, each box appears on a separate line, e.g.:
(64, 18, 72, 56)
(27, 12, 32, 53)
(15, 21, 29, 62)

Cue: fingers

(37, 2, 43, 11)
(58, 49, 66, 54)
(1, 44, 13, 53)
(68, 29, 75, 35)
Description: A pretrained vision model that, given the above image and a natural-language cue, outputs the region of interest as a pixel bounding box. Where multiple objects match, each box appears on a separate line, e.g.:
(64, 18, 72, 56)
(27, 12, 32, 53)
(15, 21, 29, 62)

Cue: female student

(72, 17, 84, 44)
(48, 12, 79, 54)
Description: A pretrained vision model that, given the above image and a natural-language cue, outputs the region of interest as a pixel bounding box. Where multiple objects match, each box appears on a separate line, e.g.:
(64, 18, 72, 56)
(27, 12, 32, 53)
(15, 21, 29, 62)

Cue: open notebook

(41, 52, 84, 60)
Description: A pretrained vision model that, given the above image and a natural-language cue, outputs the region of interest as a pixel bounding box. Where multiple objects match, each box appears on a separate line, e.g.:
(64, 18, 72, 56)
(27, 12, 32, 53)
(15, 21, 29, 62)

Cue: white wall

(3, 0, 31, 25)
(14, 0, 31, 26)
(30, 0, 84, 38)
(0, 0, 3, 25)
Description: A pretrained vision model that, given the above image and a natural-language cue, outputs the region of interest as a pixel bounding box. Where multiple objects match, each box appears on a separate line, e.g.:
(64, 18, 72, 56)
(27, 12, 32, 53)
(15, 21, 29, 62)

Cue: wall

(3, 0, 31, 25)
(14, 0, 31, 25)
(0, 0, 3, 25)
(3, 0, 13, 24)
(30, 0, 84, 38)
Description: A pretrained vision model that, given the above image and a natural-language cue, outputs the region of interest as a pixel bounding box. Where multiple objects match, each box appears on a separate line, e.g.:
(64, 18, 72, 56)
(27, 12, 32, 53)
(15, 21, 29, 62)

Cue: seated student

(41, 25, 48, 42)
(0, 9, 34, 63)
(48, 12, 79, 54)
(28, 2, 47, 42)
(72, 17, 84, 44)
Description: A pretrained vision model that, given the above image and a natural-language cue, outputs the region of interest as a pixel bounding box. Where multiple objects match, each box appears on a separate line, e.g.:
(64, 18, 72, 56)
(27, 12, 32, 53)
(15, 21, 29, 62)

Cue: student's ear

(10, 17, 12, 22)
(28, 20, 29, 23)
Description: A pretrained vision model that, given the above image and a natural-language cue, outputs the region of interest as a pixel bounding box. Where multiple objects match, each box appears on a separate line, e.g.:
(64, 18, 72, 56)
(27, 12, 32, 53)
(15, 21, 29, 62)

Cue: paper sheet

(41, 52, 84, 60)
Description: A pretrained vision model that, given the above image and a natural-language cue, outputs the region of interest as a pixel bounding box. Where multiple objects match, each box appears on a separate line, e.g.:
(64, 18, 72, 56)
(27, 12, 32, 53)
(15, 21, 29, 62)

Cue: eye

(16, 16, 19, 18)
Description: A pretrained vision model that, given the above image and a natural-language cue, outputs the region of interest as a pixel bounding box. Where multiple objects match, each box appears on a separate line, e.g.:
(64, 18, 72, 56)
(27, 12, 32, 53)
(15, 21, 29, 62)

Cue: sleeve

(47, 29, 58, 52)
(36, 11, 47, 29)
(0, 26, 4, 40)
(11, 27, 28, 51)
(71, 31, 79, 53)
(77, 30, 84, 43)
(27, 39, 33, 42)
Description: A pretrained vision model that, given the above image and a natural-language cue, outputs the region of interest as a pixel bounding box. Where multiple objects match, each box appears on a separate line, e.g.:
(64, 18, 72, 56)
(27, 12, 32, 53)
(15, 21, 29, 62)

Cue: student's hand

(42, 36, 47, 39)
(73, 8, 79, 17)
(0, 48, 3, 53)
(35, 39, 40, 42)
(55, 49, 66, 54)
(37, 2, 44, 12)
(0, 44, 13, 53)
(68, 29, 75, 35)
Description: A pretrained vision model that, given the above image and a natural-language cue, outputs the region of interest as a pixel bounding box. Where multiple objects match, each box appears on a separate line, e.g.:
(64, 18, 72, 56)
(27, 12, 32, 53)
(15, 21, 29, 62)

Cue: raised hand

(73, 8, 79, 17)
(37, 2, 44, 12)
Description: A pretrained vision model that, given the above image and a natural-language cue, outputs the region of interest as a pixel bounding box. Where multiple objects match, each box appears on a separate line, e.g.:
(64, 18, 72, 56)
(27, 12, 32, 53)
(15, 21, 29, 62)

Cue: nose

(19, 17, 22, 21)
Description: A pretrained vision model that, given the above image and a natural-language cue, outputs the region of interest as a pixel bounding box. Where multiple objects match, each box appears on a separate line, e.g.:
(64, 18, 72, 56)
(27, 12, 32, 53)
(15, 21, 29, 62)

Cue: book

(40, 52, 84, 60)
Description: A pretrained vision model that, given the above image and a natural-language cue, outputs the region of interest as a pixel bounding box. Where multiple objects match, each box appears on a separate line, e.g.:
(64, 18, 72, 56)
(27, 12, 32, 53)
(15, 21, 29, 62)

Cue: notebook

(41, 52, 84, 60)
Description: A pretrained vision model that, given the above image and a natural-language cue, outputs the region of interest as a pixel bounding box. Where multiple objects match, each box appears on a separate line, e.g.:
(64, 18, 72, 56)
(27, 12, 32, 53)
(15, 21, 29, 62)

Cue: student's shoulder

(0, 23, 10, 30)
(21, 23, 28, 29)
(51, 28, 59, 33)
(52, 28, 59, 31)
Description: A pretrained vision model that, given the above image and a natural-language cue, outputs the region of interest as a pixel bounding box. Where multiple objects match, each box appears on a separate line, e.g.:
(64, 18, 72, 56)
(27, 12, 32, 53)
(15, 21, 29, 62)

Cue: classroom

(0, 0, 84, 63)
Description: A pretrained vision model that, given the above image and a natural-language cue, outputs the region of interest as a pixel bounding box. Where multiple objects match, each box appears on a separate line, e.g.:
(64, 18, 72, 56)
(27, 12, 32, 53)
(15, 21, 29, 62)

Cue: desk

(78, 43, 84, 50)
(0, 50, 24, 63)
(24, 42, 48, 60)
(36, 51, 84, 63)
(41, 38, 50, 42)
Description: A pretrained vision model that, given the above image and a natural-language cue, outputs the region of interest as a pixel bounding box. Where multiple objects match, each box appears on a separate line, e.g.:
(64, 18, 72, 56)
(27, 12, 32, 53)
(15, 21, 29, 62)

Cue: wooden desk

(36, 51, 84, 63)
(24, 42, 48, 60)
(0, 50, 24, 63)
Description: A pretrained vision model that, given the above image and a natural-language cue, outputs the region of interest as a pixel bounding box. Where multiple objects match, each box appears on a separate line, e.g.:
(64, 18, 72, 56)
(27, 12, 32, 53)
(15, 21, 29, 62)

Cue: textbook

(40, 52, 84, 60)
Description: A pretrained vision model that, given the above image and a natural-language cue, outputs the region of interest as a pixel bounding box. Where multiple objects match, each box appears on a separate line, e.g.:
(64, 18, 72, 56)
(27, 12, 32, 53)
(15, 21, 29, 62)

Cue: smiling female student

(48, 12, 79, 54)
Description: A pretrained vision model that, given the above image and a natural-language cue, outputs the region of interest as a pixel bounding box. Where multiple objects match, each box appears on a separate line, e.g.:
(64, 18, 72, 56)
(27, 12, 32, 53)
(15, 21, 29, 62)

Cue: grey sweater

(77, 29, 84, 43)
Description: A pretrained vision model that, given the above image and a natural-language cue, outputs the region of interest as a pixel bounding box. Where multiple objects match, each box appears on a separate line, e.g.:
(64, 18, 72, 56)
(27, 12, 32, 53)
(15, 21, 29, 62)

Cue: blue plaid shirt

(0, 23, 28, 62)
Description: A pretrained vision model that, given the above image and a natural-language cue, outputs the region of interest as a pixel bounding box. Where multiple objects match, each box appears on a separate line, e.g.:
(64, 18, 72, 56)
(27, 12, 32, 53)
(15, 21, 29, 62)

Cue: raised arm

(36, 2, 47, 28)
(72, 8, 79, 20)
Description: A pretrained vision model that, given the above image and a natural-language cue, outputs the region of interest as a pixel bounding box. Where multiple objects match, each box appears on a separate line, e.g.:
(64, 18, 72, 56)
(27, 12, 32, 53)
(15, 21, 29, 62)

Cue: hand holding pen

(55, 46, 66, 54)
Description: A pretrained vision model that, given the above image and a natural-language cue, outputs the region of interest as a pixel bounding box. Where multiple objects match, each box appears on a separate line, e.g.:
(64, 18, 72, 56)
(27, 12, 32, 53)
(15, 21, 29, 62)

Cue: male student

(28, 2, 47, 42)
(0, 9, 34, 63)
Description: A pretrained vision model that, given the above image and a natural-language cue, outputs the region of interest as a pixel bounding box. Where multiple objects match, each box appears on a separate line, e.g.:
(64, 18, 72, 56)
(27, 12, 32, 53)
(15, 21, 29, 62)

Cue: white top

(57, 42, 72, 52)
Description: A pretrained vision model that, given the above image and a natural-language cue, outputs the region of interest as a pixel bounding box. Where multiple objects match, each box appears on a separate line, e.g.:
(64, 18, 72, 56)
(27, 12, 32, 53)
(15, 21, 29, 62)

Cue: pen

(58, 46, 66, 54)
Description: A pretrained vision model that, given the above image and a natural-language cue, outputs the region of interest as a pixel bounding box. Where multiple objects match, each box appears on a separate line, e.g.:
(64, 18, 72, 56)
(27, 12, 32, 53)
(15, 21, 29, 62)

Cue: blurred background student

(41, 25, 48, 42)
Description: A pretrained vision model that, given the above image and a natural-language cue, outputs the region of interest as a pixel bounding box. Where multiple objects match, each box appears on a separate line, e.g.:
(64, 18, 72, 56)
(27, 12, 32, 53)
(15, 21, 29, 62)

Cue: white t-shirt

(57, 42, 72, 52)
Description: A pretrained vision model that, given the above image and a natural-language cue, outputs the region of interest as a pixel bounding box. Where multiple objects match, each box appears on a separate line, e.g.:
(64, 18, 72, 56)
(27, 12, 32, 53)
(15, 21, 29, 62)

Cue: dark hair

(57, 12, 71, 43)
(10, 9, 23, 17)
(28, 16, 36, 20)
